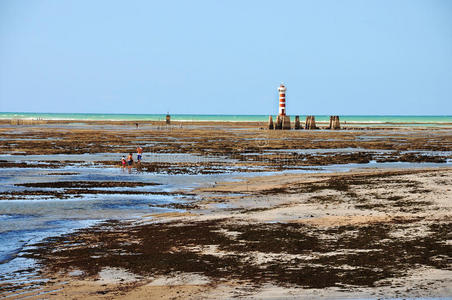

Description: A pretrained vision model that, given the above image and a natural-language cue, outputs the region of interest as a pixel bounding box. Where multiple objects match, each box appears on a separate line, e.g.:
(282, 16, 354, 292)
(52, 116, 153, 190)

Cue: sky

(0, 0, 451, 115)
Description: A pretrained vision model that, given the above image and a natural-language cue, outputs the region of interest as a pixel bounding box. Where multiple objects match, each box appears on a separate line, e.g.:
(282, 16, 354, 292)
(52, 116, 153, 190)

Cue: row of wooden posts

(157, 115, 340, 130)
(268, 115, 341, 130)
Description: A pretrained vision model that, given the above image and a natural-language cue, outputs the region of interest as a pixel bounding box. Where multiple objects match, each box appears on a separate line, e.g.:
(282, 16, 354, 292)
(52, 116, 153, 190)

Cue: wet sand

(0, 121, 451, 299)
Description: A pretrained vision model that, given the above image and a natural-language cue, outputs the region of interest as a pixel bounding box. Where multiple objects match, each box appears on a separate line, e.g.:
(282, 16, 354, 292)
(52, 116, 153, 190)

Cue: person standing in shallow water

(126, 153, 134, 168)
(136, 146, 143, 163)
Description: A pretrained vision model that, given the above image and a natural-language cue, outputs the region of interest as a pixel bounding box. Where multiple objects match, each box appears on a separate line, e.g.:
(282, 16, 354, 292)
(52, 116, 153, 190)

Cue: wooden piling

(334, 116, 340, 129)
(281, 115, 291, 130)
(305, 116, 317, 129)
(275, 115, 282, 130)
(268, 116, 274, 130)
(328, 116, 340, 129)
(294, 116, 301, 129)
(273, 115, 291, 130)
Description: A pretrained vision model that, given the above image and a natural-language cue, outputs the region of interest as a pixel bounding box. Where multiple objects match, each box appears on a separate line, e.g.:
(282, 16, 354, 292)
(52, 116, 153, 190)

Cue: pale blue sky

(0, 0, 451, 115)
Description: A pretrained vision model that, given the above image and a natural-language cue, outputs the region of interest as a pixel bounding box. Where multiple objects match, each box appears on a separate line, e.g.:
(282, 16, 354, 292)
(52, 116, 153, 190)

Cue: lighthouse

(278, 84, 286, 116)
(274, 83, 291, 130)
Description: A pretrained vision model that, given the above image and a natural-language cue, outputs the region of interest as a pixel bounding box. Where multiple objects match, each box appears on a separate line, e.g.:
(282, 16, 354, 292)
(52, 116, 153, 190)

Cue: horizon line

(1, 112, 452, 117)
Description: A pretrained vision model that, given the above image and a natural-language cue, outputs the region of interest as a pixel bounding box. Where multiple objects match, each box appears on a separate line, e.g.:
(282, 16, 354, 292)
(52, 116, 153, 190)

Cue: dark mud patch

(22, 218, 451, 289)
(17, 181, 160, 188)
(0, 161, 64, 168)
(151, 202, 201, 210)
(376, 152, 448, 163)
(241, 207, 275, 213)
(240, 203, 293, 214)
(307, 195, 340, 204)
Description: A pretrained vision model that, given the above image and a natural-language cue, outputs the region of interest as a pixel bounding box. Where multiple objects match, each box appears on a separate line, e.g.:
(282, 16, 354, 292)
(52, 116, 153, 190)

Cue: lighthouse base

(275, 115, 291, 130)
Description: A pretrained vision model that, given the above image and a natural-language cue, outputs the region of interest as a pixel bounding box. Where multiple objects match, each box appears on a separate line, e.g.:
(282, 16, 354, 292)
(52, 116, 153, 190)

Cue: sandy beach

(0, 120, 451, 299)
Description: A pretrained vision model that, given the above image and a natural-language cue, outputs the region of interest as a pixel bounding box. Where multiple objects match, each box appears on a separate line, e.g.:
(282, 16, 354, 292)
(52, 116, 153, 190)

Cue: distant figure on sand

(121, 156, 126, 168)
(127, 153, 134, 167)
(137, 146, 143, 162)
(135, 123, 139, 128)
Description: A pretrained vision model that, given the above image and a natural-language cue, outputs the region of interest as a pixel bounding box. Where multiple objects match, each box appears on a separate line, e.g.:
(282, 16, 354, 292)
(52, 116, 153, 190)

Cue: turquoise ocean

(1, 112, 452, 126)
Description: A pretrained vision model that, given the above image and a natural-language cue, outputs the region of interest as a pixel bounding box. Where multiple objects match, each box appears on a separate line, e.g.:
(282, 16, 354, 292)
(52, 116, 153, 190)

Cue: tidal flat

(0, 120, 451, 299)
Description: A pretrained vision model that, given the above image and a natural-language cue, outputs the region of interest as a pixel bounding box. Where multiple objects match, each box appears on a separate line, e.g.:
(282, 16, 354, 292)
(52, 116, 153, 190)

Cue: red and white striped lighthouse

(278, 84, 287, 116)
